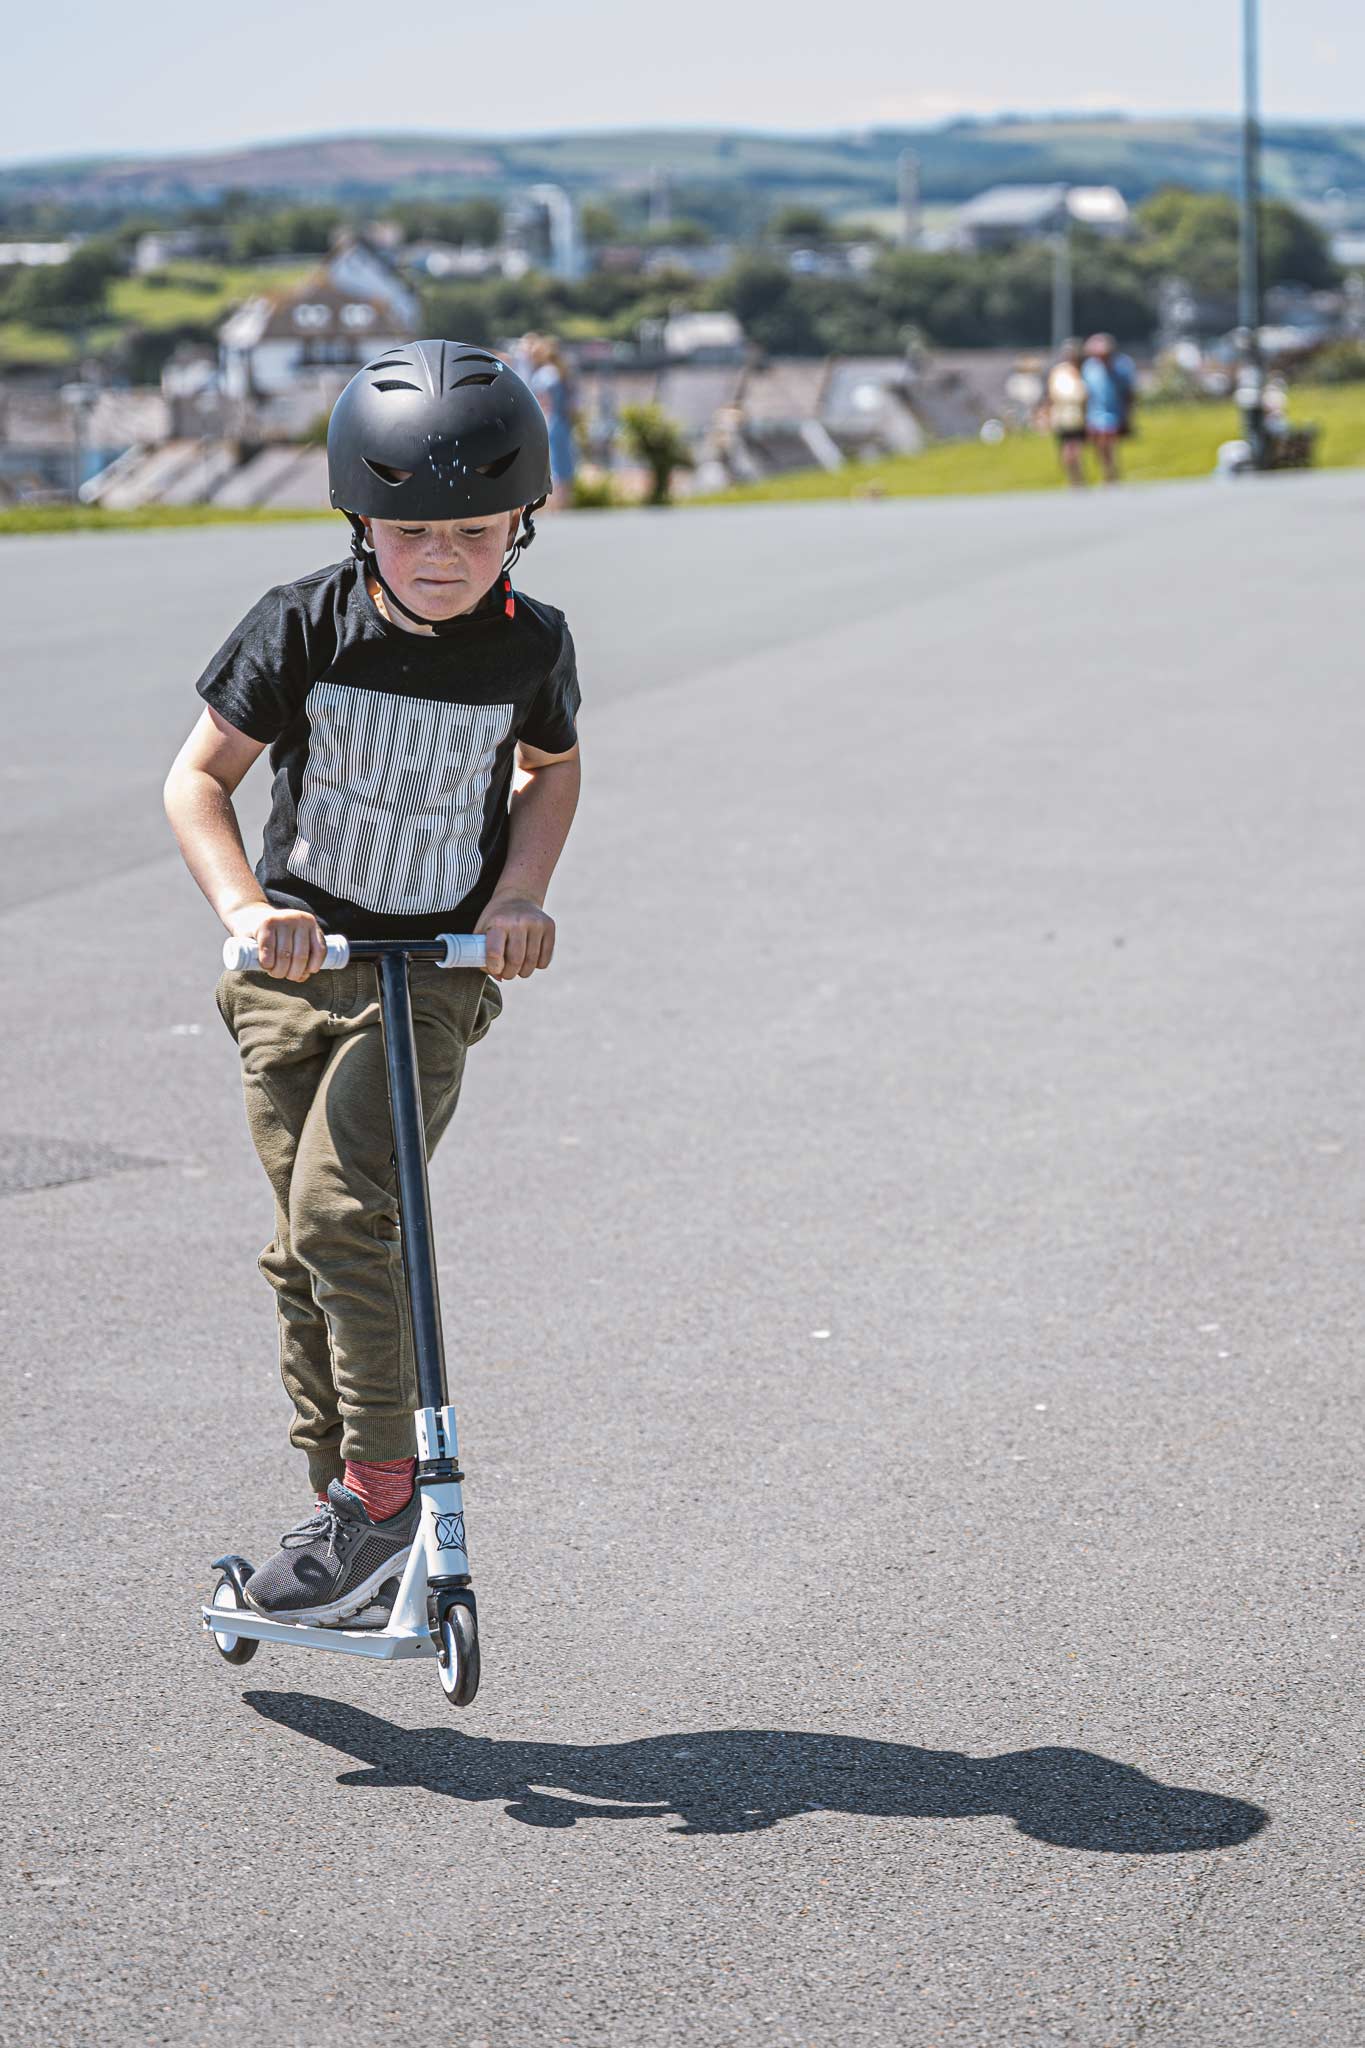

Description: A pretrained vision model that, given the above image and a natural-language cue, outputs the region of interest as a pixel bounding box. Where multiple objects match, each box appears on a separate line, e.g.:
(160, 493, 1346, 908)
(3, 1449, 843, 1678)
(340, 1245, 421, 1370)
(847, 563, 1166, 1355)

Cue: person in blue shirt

(527, 334, 578, 493)
(1082, 333, 1137, 484)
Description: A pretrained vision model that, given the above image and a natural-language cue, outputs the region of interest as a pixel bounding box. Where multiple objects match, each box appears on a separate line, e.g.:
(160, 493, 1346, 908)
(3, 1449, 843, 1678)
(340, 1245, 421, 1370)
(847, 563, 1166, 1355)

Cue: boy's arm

(476, 740, 581, 979)
(163, 706, 327, 980)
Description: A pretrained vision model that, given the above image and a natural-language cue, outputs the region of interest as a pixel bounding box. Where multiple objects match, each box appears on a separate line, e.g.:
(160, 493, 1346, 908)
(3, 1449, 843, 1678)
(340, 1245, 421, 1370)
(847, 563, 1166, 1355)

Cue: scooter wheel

(209, 1576, 258, 1666)
(436, 1597, 480, 1708)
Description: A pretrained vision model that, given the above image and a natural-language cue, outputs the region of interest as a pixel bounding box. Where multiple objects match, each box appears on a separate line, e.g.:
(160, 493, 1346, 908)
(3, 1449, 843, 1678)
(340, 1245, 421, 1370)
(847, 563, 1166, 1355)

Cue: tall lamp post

(59, 380, 99, 502)
(1237, 0, 1267, 466)
(1051, 194, 1074, 352)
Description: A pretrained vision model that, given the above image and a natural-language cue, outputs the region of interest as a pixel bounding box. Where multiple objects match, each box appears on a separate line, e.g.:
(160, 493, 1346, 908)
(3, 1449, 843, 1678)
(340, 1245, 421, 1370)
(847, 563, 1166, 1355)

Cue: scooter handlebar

(222, 933, 488, 972)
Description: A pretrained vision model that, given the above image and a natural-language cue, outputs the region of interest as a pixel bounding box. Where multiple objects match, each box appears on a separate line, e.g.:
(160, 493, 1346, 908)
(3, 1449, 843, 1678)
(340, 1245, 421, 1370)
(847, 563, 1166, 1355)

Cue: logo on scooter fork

(434, 1511, 466, 1552)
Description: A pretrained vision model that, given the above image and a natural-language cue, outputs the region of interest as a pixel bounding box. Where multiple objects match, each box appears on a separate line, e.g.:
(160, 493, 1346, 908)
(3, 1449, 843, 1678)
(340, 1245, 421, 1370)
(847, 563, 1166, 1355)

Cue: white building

(660, 311, 745, 360)
(956, 184, 1130, 251)
(323, 236, 420, 327)
(0, 241, 79, 266)
(217, 237, 419, 401)
(134, 229, 213, 274)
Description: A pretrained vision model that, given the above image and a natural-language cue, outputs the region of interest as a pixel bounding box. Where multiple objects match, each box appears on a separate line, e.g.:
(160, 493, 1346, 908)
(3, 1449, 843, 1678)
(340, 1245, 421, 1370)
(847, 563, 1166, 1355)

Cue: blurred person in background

(510, 331, 538, 385)
(1083, 333, 1137, 484)
(528, 334, 578, 493)
(1044, 338, 1090, 486)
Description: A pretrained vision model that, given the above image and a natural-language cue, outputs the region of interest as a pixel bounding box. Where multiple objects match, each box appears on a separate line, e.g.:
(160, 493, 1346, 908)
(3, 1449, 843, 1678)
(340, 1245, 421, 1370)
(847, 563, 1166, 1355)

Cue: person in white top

(1044, 338, 1089, 487)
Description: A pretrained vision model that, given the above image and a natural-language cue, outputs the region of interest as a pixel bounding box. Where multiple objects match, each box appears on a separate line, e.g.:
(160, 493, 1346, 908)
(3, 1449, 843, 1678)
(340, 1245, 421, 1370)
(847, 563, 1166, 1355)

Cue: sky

(7, 0, 1365, 166)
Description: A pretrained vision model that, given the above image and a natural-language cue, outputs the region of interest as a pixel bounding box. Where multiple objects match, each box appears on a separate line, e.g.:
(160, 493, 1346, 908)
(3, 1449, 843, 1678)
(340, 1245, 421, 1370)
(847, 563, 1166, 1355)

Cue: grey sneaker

(244, 1480, 419, 1626)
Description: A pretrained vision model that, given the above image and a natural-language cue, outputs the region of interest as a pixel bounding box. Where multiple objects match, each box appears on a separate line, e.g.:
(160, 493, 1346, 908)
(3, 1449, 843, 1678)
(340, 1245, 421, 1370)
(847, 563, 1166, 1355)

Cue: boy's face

(361, 510, 521, 624)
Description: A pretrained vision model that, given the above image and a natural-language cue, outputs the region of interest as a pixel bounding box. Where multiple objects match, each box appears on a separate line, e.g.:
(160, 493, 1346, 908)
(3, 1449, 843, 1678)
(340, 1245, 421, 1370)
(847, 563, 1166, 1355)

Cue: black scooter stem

(375, 949, 450, 1415)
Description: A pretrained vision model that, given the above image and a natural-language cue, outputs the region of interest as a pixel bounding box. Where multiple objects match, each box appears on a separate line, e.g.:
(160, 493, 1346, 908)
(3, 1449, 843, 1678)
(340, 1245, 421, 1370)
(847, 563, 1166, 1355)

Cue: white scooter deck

(203, 1445, 467, 1665)
(200, 1603, 437, 1661)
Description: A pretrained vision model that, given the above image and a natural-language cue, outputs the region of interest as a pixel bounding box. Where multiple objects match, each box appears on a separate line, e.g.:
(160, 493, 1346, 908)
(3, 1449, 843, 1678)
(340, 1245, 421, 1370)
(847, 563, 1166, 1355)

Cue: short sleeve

(518, 620, 580, 756)
(195, 583, 313, 743)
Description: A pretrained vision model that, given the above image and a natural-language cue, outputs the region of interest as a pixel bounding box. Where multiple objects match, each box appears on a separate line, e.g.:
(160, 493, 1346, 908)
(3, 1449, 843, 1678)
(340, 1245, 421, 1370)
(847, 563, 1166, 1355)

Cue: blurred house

(818, 358, 925, 455)
(503, 185, 583, 281)
(81, 432, 333, 513)
(218, 235, 417, 402)
(398, 240, 506, 281)
(1262, 283, 1341, 350)
(1, 385, 170, 500)
(133, 228, 218, 273)
(324, 234, 421, 325)
(592, 352, 935, 494)
(0, 241, 80, 266)
(916, 348, 1040, 434)
(956, 184, 1129, 251)
(659, 311, 746, 361)
(641, 242, 737, 280)
(220, 281, 406, 400)
(782, 241, 883, 279)
(1330, 231, 1365, 272)
(1066, 186, 1131, 236)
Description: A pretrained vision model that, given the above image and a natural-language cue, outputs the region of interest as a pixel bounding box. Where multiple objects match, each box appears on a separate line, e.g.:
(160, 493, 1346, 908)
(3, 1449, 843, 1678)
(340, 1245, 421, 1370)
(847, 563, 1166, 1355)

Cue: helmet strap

(343, 510, 514, 636)
(502, 495, 547, 576)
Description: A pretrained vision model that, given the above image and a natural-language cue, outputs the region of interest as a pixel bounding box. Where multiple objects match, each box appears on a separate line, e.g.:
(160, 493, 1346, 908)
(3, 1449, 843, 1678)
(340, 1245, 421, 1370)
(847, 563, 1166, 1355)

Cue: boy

(163, 342, 581, 1625)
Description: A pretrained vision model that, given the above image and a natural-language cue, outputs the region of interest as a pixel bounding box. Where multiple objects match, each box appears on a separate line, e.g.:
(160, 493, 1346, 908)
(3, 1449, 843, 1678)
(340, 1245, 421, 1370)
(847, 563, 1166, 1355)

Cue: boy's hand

(475, 895, 555, 979)
(226, 901, 327, 982)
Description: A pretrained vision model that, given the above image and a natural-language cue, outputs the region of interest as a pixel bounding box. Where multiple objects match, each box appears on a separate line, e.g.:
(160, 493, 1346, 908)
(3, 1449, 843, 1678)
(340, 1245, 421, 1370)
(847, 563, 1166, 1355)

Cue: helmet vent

(373, 379, 421, 393)
(362, 459, 415, 486)
(454, 372, 498, 388)
(474, 449, 519, 479)
(454, 351, 501, 366)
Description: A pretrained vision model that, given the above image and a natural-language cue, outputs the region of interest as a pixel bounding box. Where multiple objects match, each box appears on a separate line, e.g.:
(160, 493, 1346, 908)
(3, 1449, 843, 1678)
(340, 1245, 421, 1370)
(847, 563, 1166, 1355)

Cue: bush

(389, 198, 503, 248)
(571, 472, 617, 508)
(1296, 338, 1365, 385)
(620, 404, 693, 505)
(2, 238, 124, 328)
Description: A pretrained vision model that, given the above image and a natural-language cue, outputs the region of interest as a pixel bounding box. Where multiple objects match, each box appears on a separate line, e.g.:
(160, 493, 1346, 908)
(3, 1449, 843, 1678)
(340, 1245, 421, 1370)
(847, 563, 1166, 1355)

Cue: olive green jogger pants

(216, 959, 501, 1495)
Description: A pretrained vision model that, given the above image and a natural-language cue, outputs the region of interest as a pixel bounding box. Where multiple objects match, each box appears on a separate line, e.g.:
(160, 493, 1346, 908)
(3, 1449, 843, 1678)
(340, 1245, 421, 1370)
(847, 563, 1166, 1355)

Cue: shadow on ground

(244, 1693, 1268, 1850)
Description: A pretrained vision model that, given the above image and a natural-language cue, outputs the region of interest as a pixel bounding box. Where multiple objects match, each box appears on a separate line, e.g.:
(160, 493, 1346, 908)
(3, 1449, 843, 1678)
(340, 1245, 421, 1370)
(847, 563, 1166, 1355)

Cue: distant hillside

(6, 118, 1365, 225)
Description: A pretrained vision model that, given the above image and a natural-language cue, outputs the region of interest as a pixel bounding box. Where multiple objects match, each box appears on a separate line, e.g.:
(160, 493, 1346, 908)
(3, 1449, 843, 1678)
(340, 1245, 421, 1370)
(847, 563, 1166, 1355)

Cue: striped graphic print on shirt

(288, 679, 514, 917)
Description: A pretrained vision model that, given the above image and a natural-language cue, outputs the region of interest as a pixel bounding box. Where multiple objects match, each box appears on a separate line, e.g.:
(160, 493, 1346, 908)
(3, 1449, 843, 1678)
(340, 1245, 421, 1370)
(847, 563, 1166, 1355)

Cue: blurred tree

(620, 403, 693, 504)
(1135, 187, 1338, 296)
(770, 203, 832, 243)
(422, 271, 567, 341)
(116, 321, 217, 382)
(226, 205, 342, 261)
(705, 257, 820, 352)
(389, 198, 503, 247)
(1295, 337, 1365, 383)
(4, 238, 123, 327)
(580, 201, 623, 246)
(640, 217, 712, 246)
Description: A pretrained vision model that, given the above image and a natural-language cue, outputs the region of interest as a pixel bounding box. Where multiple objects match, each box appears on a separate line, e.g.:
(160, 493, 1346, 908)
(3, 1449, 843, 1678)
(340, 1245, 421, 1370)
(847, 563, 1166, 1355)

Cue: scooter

(202, 930, 489, 1708)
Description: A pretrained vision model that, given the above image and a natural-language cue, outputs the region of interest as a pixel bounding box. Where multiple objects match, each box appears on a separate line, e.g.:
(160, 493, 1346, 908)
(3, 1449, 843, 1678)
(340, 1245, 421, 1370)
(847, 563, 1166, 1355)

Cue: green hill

(4, 117, 1365, 230)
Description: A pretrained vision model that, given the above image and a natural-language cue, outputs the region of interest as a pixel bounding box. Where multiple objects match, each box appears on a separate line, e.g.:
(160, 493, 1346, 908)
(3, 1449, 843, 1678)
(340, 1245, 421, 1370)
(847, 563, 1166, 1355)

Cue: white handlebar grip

(221, 933, 350, 972)
(437, 934, 488, 970)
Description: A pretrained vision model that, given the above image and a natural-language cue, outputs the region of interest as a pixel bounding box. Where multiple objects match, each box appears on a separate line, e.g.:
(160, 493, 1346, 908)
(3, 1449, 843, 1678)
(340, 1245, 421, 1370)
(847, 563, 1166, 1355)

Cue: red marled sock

(343, 1457, 415, 1522)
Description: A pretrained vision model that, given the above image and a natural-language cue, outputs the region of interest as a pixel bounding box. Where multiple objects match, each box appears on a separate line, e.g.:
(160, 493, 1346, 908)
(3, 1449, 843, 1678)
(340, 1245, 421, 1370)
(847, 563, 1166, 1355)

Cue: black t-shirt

(195, 556, 580, 940)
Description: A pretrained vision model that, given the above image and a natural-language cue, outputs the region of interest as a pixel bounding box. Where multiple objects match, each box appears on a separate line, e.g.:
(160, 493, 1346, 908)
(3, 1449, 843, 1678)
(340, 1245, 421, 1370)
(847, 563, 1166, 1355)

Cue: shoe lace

(281, 1502, 349, 1554)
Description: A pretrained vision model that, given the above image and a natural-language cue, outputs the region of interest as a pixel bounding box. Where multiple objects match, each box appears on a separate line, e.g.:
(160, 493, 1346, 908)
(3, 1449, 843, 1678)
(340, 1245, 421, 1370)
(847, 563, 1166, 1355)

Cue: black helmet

(328, 340, 551, 521)
(328, 340, 552, 632)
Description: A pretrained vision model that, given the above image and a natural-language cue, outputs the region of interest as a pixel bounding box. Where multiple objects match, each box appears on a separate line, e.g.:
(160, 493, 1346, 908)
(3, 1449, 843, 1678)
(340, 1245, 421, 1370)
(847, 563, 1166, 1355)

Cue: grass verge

(0, 504, 332, 536)
(691, 386, 1365, 505)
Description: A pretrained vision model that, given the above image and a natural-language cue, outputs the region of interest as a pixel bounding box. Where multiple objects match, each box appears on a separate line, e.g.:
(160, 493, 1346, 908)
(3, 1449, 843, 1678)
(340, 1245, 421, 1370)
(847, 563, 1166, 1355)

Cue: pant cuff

(341, 1411, 418, 1465)
(306, 1449, 346, 1496)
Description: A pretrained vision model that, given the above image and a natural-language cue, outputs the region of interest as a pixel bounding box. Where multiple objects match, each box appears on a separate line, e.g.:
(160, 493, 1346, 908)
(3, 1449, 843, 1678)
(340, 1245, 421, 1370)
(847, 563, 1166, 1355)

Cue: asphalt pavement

(3, 477, 1361, 2046)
